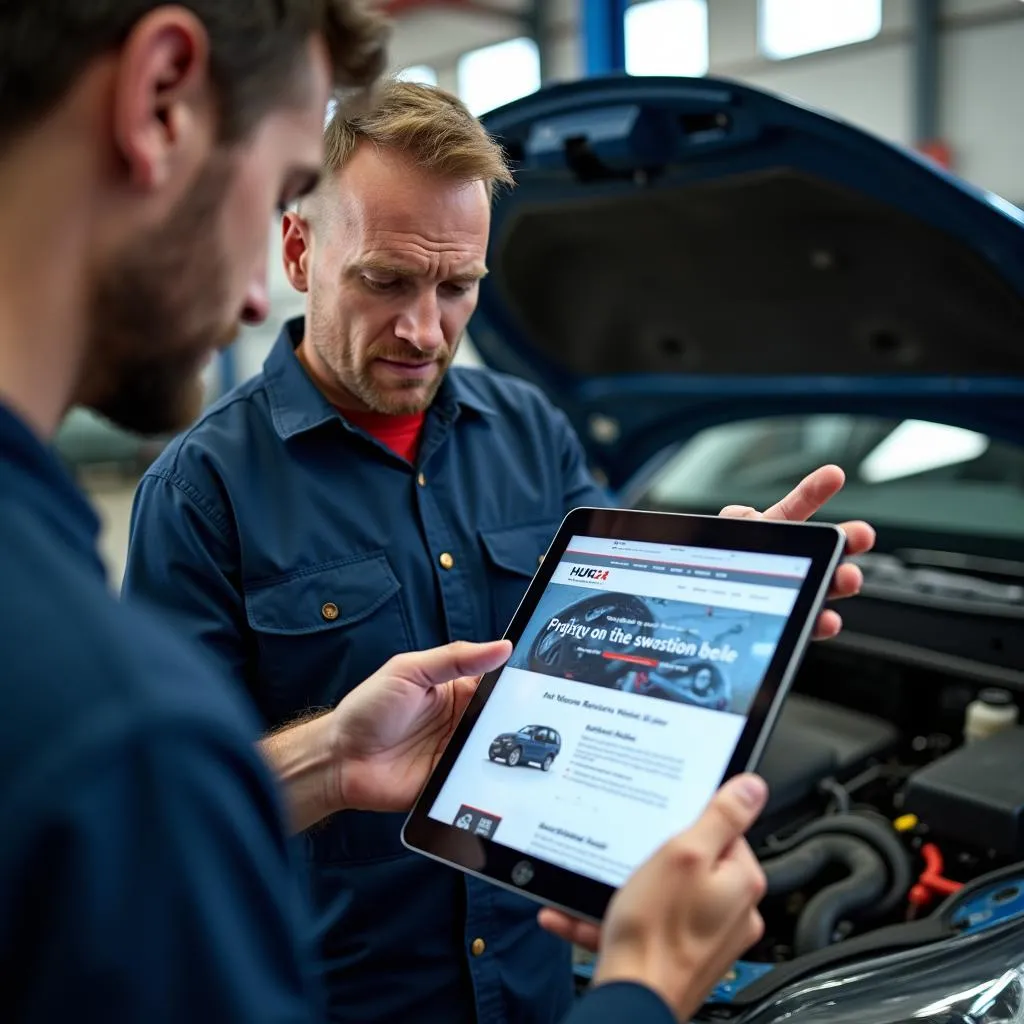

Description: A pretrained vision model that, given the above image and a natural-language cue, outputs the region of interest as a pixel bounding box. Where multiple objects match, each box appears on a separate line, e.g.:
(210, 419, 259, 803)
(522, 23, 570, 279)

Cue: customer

(0, 2, 771, 1022)
(123, 79, 875, 1024)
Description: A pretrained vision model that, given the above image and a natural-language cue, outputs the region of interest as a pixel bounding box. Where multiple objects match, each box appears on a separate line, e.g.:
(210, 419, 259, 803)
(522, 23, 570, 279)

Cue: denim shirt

(123, 318, 612, 1024)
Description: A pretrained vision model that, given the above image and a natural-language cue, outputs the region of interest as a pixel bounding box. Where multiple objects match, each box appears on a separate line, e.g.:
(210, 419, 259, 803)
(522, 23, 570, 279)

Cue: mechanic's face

(88, 41, 330, 435)
(287, 144, 490, 415)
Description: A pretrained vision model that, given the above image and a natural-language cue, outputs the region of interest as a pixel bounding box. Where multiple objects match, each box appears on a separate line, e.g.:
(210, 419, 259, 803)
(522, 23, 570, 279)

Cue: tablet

(402, 507, 845, 923)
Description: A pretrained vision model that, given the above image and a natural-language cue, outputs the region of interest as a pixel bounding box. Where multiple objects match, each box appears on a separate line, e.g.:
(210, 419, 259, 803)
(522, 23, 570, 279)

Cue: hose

(763, 834, 887, 954)
(760, 812, 914, 956)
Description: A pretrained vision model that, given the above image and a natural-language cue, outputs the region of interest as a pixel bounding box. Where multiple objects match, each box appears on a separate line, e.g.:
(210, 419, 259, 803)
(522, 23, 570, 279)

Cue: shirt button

(471, 937, 486, 956)
(321, 602, 340, 621)
(439, 552, 455, 571)
(417, 472, 427, 487)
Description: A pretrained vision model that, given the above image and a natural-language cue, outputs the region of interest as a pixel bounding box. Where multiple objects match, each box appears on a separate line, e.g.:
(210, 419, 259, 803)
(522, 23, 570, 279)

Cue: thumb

(687, 774, 768, 860)
(392, 640, 513, 691)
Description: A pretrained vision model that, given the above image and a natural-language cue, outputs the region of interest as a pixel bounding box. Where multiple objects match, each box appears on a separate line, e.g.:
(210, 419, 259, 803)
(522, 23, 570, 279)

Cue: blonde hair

(320, 78, 514, 199)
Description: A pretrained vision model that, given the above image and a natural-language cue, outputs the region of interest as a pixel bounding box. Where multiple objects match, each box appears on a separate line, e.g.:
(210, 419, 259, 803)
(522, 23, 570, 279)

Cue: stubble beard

(307, 300, 459, 416)
(84, 155, 237, 436)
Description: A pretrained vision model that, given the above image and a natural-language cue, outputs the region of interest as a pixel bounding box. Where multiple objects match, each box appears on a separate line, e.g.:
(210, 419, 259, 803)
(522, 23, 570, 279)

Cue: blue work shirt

(0, 401, 323, 1022)
(123, 317, 611, 1024)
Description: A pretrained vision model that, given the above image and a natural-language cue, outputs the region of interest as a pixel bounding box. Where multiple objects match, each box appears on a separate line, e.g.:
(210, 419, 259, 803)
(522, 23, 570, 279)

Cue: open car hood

(471, 76, 1024, 491)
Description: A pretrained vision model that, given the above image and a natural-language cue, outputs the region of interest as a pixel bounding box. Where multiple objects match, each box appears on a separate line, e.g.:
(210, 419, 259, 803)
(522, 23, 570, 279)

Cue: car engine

(574, 623, 1024, 1009)
(745, 589, 1024, 967)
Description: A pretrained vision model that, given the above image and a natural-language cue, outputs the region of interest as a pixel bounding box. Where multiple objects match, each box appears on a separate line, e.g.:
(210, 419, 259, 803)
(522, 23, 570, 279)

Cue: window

(395, 64, 438, 86)
(758, 0, 882, 60)
(625, 0, 709, 77)
(457, 36, 541, 116)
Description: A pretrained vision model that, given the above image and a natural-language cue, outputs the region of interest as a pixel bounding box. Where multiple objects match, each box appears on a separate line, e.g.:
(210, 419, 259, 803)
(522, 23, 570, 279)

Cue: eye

(443, 281, 475, 296)
(362, 276, 401, 293)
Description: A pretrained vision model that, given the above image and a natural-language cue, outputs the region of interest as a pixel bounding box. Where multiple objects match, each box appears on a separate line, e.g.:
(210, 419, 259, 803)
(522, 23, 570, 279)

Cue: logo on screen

(569, 566, 610, 582)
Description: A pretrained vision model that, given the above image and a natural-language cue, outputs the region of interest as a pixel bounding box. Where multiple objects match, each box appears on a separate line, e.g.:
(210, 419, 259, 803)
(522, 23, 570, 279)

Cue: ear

(112, 8, 214, 192)
(282, 212, 313, 293)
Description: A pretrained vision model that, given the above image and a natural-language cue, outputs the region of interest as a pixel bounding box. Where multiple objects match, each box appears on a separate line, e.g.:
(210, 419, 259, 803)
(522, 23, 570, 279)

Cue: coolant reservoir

(964, 687, 1019, 744)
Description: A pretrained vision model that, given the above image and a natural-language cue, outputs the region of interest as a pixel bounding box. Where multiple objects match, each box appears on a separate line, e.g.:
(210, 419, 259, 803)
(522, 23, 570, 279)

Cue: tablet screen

(426, 533, 812, 887)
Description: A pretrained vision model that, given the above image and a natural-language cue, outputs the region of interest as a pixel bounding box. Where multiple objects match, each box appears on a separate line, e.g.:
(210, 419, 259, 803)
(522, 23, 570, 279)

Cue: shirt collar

(0, 401, 104, 570)
(263, 318, 339, 440)
(263, 316, 496, 439)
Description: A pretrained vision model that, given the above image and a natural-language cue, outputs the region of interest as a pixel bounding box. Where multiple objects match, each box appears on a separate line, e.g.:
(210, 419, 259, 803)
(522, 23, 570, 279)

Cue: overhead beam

(525, 0, 551, 81)
(581, 0, 630, 75)
(912, 0, 940, 146)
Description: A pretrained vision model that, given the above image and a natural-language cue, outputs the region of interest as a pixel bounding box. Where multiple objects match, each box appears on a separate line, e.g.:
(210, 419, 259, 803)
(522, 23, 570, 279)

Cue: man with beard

(0, 2, 783, 1022)
(123, 80, 876, 1024)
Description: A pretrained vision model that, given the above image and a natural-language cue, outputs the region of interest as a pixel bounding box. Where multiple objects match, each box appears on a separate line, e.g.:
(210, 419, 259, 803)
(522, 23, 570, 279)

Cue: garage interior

(75, 0, 1024, 581)
(48, 2, 1024, 1016)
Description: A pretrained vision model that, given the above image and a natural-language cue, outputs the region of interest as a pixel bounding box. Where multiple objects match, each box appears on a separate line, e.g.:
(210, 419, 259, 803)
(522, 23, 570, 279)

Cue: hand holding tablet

(541, 772, 769, 1022)
(402, 508, 846, 924)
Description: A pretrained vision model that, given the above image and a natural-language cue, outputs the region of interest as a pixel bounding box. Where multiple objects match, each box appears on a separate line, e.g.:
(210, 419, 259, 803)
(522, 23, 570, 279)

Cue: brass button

(538, 554, 545, 565)
(439, 552, 455, 571)
(471, 937, 486, 957)
(321, 602, 340, 621)
(417, 472, 427, 487)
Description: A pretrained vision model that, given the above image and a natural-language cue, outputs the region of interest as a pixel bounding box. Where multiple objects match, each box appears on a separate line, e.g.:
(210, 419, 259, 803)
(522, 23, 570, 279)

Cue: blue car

(489, 725, 562, 771)
(474, 76, 1024, 1024)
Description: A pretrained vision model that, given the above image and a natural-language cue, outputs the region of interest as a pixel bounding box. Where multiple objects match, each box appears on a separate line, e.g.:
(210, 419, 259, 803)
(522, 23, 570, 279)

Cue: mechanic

(123, 78, 876, 1024)
(0, 2, 775, 1022)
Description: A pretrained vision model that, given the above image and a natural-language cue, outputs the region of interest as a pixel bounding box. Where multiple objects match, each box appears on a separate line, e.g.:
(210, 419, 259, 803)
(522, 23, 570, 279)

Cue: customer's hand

(329, 640, 512, 813)
(718, 464, 876, 640)
(539, 775, 768, 1022)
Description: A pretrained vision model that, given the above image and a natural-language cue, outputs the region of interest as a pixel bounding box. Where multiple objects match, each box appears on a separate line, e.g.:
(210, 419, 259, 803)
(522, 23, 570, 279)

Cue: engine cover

(759, 695, 898, 819)
(904, 726, 1024, 857)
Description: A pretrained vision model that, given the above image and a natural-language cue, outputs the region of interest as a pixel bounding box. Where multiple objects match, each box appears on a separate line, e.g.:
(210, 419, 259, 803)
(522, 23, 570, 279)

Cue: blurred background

(67, 0, 1024, 582)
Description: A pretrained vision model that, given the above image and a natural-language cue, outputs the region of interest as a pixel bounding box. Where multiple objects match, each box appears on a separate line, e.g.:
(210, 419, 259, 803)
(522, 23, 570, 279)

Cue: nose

(241, 277, 270, 327)
(394, 290, 444, 355)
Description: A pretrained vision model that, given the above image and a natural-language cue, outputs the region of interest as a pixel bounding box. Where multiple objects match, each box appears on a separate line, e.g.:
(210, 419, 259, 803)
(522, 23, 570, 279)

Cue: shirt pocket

(479, 519, 562, 639)
(244, 552, 412, 725)
(244, 553, 414, 864)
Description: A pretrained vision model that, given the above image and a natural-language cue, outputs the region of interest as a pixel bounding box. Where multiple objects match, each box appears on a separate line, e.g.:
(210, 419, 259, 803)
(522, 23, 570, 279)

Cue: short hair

(0, 1, 391, 151)
(320, 79, 515, 200)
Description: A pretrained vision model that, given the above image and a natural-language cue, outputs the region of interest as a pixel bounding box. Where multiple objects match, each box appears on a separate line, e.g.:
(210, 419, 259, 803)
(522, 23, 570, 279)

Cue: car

(489, 725, 562, 771)
(473, 74, 1024, 1023)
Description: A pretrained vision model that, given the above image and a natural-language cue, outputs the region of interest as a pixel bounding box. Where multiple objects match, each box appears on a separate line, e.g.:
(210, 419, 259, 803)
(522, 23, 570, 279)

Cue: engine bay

(573, 630, 1024, 1010)
(707, 636, 1024, 1012)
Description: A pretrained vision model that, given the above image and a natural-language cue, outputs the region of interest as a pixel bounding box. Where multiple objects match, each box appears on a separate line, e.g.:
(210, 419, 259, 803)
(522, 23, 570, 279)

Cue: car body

(489, 725, 562, 770)
(475, 75, 1024, 1024)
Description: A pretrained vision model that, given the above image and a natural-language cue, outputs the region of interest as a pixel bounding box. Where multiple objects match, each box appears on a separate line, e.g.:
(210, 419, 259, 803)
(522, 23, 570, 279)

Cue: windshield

(635, 415, 1024, 551)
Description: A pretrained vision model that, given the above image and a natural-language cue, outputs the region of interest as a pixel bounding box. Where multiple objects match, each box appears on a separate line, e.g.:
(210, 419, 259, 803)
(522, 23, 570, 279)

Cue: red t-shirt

(340, 407, 426, 464)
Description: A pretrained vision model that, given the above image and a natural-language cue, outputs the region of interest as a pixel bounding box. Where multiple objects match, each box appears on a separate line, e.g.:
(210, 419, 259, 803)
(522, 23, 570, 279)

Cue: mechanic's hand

(718, 464, 876, 640)
(539, 774, 768, 1022)
(329, 640, 512, 813)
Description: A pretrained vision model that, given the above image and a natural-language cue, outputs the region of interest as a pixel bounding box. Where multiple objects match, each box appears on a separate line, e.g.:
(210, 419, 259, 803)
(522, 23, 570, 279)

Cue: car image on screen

(489, 725, 562, 771)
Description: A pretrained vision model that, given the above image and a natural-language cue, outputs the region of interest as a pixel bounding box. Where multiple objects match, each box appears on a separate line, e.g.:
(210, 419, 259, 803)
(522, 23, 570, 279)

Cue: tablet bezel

(402, 507, 846, 924)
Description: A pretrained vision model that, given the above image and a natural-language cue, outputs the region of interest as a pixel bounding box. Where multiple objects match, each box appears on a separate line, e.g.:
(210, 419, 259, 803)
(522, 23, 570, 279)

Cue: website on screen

(428, 535, 811, 887)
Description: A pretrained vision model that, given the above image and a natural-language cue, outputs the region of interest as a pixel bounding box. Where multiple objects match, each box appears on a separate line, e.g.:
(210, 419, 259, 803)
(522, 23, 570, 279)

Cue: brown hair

(321, 79, 515, 199)
(0, 1, 391, 149)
